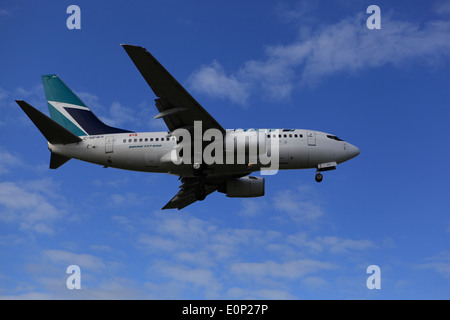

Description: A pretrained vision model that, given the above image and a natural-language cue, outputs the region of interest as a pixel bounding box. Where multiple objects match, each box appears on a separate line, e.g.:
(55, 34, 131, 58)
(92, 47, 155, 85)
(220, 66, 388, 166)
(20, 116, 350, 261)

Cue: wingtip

(121, 43, 140, 48)
(120, 44, 149, 54)
(15, 99, 27, 108)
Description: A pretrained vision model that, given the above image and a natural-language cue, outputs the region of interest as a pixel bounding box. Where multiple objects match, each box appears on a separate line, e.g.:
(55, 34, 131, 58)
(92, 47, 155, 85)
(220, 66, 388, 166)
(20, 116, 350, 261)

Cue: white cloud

(0, 149, 21, 175)
(102, 101, 140, 127)
(287, 233, 376, 254)
(0, 87, 8, 101)
(15, 84, 44, 99)
(187, 60, 250, 106)
(43, 249, 106, 272)
(0, 180, 66, 234)
(416, 251, 450, 279)
(273, 188, 323, 223)
(275, 1, 318, 24)
(230, 259, 336, 280)
(14, 84, 46, 111)
(227, 287, 297, 299)
(297, 16, 450, 85)
(239, 198, 268, 217)
(139, 234, 179, 252)
(188, 10, 450, 103)
(161, 264, 220, 289)
(433, 0, 450, 15)
(301, 276, 329, 290)
(314, 236, 376, 254)
(151, 262, 222, 298)
(0, 9, 11, 17)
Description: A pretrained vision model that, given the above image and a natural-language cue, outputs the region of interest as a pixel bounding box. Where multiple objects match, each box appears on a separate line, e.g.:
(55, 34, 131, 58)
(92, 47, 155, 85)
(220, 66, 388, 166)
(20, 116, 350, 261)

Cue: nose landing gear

(315, 162, 337, 183)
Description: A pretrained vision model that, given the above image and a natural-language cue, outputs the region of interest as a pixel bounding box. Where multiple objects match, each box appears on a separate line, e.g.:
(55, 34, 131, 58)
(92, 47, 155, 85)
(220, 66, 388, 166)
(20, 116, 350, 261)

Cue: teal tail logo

(41, 75, 131, 136)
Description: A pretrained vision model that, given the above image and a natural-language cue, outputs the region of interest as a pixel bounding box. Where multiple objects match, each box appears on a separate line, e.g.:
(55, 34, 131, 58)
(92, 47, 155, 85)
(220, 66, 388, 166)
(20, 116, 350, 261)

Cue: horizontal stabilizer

(50, 152, 71, 169)
(16, 100, 82, 145)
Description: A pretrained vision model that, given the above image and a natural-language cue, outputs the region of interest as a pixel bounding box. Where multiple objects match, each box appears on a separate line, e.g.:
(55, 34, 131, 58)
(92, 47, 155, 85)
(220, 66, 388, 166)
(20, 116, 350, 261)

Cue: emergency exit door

(105, 136, 114, 153)
(307, 131, 316, 146)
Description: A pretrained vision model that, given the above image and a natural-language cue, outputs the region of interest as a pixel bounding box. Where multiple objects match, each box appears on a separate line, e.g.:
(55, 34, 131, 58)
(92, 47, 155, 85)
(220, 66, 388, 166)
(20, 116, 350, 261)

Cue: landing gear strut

(195, 185, 207, 200)
(192, 162, 203, 176)
(315, 172, 323, 183)
(314, 162, 336, 183)
(193, 162, 207, 200)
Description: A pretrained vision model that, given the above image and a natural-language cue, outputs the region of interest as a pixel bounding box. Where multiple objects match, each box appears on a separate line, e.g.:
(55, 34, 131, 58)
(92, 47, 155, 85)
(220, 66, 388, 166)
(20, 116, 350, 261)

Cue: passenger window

(134, 139, 137, 142)
(123, 139, 126, 143)
(289, 134, 292, 138)
(155, 138, 159, 141)
(294, 134, 298, 138)
(145, 138, 148, 142)
(128, 139, 132, 143)
(150, 138, 153, 141)
(139, 138, 143, 142)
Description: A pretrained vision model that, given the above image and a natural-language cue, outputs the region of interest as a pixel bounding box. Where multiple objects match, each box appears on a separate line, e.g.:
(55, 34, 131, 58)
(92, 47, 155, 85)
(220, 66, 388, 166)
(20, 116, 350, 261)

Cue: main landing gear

(193, 162, 207, 201)
(195, 185, 206, 200)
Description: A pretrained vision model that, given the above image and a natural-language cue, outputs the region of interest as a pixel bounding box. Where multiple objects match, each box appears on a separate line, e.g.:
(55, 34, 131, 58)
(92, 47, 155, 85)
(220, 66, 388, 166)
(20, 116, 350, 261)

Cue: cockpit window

(327, 135, 343, 141)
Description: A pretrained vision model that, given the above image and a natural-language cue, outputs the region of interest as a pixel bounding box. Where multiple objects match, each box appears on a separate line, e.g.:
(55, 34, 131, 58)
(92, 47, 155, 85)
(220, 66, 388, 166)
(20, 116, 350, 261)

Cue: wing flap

(162, 178, 217, 210)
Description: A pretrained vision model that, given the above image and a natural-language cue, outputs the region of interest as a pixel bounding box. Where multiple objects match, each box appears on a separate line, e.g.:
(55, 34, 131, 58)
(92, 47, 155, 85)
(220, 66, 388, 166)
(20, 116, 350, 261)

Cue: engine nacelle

(221, 176, 265, 198)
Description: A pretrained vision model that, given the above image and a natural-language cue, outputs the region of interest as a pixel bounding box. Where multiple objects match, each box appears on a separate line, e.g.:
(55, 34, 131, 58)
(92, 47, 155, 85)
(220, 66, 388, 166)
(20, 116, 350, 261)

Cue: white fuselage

(48, 129, 360, 178)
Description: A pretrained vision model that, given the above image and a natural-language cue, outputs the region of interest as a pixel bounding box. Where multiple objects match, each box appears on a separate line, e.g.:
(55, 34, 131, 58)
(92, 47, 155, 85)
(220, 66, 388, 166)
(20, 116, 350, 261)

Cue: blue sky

(0, 0, 449, 299)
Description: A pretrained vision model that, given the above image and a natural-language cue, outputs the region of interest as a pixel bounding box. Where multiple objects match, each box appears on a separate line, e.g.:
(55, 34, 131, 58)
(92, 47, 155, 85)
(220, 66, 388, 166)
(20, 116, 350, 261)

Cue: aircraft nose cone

(347, 143, 360, 160)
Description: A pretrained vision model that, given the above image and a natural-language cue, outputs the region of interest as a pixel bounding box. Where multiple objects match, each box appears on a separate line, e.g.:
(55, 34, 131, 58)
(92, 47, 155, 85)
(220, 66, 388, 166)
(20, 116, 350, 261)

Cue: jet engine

(220, 176, 265, 198)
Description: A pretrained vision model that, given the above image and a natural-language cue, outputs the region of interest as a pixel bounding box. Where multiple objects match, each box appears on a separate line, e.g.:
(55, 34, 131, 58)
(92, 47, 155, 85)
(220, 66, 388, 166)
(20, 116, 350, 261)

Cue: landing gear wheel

(195, 186, 207, 201)
(315, 172, 323, 183)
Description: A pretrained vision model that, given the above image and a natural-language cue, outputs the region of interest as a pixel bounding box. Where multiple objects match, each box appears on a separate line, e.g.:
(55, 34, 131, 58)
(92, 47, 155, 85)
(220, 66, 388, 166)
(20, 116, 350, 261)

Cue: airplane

(16, 44, 360, 210)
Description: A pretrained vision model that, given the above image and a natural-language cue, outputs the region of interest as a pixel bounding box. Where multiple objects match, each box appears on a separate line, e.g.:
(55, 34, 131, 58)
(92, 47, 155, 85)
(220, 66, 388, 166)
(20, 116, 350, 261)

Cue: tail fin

(41, 75, 131, 136)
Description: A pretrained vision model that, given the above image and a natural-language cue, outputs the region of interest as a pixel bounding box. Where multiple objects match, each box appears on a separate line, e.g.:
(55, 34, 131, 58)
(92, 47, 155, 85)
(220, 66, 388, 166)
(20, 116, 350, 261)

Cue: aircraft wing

(162, 178, 218, 210)
(121, 44, 225, 134)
